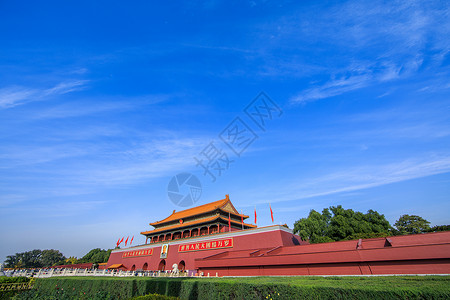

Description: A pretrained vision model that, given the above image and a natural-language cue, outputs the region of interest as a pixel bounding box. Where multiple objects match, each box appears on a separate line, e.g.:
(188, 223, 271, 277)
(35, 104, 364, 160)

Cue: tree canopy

(293, 205, 392, 243)
(4, 249, 66, 268)
(4, 247, 112, 268)
(78, 248, 112, 264)
(394, 214, 431, 235)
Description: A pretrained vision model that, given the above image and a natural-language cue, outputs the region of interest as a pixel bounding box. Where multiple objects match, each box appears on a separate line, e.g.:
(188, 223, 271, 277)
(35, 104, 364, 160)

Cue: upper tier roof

(141, 214, 256, 235)
(150, 195, 249, 226)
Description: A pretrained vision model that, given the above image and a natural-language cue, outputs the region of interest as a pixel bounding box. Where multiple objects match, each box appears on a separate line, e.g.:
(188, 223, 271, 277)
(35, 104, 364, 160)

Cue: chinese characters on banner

(122, 248, 153, 258)
(178, 238, 233, 252)
(194, 92, 282, 182)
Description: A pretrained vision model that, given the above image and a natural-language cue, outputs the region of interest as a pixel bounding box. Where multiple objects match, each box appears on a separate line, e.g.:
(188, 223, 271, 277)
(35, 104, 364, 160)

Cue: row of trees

(293, 205, 449, 244)
(3, 249, 66, 269)
(4, 248, 112, 269)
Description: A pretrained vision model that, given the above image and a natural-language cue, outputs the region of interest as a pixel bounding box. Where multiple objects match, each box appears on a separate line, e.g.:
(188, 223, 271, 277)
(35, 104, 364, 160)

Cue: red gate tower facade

(141, 194, 256, 244)
(107, 195, 304, 272)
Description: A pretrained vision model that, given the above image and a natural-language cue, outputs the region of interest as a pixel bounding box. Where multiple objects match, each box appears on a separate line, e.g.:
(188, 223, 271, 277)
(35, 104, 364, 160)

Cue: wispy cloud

(32, 94, 170, 120)
(0, 87, 35, 109)
(242, 155, 450, 207)
(0, 134, 210, 205)
(0, 194, 27, 207)
(1, 199, 109, 217)
(0, 80, 89, 109)
(43, 80, 88, 96)
(286, 1, 449, 103)
(290, 74, 372, 103)
(72, 137, 207, 186)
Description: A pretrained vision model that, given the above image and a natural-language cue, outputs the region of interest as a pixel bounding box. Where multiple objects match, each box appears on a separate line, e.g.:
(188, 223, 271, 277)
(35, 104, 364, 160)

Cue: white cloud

(32, 94, 169, 120)
(72, 137, 207, 186)
(0, 87, 36, 109)
(286, 1, 449, 103)
(43, 80, 89, 96)
(241, 155, 450, 207)
(0, 133, 210, 206)
(290, 74, 371, 103)
(0, 80, 89, 109)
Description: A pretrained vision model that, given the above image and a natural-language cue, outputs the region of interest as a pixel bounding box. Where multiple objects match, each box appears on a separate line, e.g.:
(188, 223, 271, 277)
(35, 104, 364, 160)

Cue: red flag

(116, 238, 120, 247)
(254, 207, 257, 224)
(119, 237, 124, 245)
(228, 212, 231, 232)
(270, 204, 274, 223)
(130, 236, 134, 245)
(125, 236, 129, 246)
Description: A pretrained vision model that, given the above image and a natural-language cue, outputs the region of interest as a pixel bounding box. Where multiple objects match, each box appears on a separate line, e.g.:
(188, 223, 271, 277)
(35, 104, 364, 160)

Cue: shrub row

(0, 277, 32, 300)
(129, 294, 179, 300)
(9, 276, 450, 300)
(0, 278, 29, 284)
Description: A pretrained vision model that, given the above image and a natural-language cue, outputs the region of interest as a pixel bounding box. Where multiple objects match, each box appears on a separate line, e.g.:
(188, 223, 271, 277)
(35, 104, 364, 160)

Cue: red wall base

(196, 231, 450, 276)
(199, 259, 450, 276)
(107, 226, 450, 276)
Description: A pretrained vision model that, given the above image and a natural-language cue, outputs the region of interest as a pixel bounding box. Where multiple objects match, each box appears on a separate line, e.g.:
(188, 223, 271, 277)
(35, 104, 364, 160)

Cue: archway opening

(200, 226, 208, 235)
(143, 263, 148, 271)
(131, 265, 136, 271)
(179, 260, 186, 271)
(158, 259, 166, 271)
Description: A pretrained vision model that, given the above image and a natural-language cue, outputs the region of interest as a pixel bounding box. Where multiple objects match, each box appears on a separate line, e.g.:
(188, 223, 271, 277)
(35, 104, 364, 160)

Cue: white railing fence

(5, 268, 208, 278)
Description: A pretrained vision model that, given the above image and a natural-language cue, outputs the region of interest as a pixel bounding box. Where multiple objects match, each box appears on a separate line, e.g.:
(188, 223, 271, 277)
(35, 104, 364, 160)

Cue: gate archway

(179, 260, 186, 271)
(158, 259, 166, 271)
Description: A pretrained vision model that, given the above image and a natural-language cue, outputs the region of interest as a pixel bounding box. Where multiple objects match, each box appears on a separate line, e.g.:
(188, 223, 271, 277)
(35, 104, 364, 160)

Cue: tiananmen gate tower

(106, 195, 450, 276)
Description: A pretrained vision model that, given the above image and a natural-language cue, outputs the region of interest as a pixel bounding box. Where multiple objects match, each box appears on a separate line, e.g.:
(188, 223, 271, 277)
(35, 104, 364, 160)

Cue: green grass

(9, 275, 450, 300)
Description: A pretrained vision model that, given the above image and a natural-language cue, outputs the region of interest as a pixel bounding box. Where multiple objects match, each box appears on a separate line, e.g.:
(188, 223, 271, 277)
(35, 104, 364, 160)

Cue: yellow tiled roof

(149, 195, 249, 226)
(142, 214, 256, 235)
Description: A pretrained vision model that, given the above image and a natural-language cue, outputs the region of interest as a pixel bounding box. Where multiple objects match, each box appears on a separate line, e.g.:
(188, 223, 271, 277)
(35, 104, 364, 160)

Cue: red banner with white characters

(122, 248, 153, 258)
(178, 238, 233, 252)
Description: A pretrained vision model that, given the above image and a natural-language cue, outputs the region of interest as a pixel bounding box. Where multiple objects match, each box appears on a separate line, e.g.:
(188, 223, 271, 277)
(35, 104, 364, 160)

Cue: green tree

(65, 256, 78, 265)
(4, 249, 42, 268)
(40, 249, 66, 267)
(294, 205, 392, 243)
(394, 214, 431, 234)
(4, 254, 20, 268)
(427, 225, 450, 232)
(104, 249, 112, 263)
(78, 248, 112, 263)
(293, 209, 333, 243)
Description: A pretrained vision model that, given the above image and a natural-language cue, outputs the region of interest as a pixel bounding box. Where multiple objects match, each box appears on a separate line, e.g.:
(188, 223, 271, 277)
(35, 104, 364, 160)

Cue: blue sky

(1, 1, 449, 262)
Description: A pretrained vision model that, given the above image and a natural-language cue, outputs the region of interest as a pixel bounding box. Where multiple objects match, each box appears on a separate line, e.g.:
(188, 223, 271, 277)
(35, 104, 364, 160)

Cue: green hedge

(10, 276, 450, 300)
(0, 278, 29, 284)
(0, 277, 32, 300)
(129, 294, 179, 300)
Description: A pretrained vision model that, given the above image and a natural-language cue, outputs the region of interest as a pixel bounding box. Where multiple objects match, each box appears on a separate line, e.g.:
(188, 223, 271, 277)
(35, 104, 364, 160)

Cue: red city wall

(106, 226, 450, 276)
(196, 231, 450, 276)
